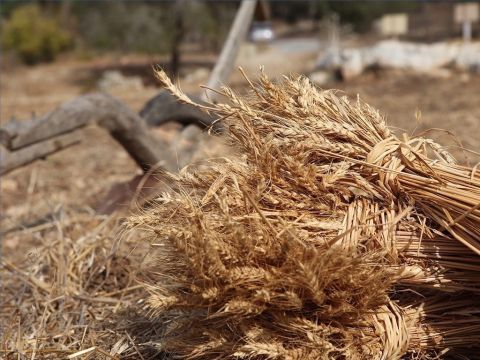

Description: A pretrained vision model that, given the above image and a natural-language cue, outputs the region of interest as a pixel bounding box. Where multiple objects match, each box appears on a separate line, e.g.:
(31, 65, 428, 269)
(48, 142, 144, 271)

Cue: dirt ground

(1, 48, 480, 275)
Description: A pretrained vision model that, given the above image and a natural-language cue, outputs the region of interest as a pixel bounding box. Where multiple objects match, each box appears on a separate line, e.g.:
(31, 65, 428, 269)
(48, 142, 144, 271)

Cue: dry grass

(0, 210, 158, 359)
(2, 68, 480, 359)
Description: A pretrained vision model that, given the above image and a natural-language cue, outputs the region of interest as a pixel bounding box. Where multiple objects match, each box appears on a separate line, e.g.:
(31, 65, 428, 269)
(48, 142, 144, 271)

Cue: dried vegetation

(2, 69, 480, 359)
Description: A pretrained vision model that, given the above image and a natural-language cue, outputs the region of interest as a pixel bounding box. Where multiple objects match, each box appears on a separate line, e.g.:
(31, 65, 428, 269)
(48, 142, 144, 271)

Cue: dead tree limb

(0, 133, 81, 175)
(0, 93, 175, 174)
(0, 118, 37, 148)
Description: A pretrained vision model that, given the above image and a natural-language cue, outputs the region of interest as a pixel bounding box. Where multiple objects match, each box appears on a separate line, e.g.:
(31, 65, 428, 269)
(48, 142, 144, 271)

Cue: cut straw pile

(127, 69, 480, 359)
(0, 213, 146, 359)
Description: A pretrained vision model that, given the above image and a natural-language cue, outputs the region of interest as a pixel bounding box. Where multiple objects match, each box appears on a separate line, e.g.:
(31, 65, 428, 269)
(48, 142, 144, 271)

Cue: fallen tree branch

(0, 117, 37, 148)
(0, 133, 81, 175)
(0, 93, 175, 173)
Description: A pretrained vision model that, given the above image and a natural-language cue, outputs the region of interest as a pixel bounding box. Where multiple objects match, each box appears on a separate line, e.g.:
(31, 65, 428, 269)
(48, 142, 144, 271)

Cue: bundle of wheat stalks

(129, 69, 480, 359)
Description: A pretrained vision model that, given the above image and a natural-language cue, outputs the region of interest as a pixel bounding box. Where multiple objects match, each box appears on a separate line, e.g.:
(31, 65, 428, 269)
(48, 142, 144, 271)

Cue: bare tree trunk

(60, 0, 72, 28)
(170, 0, 186, 77)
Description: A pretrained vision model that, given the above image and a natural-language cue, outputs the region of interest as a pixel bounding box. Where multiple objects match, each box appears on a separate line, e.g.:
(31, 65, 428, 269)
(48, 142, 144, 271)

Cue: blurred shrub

(326, 1, 419, 33)
(271, 1, 419, 33)
(183, 2, 228, 51)
(2, 4, 72, 64)
(1, 1, 236, 61)
(76, 2, 233, 55)
(78, 3, 169, 54)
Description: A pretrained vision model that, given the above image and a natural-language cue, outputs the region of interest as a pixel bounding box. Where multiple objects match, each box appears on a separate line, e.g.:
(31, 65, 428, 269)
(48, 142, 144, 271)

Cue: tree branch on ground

(0, 93, 176, 175)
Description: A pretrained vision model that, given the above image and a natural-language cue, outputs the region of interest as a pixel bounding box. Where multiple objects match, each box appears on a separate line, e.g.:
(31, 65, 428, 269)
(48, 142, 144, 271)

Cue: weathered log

(0, 93, 175, 172)
(0, 133, 81, 175)
(0, 117, 36, 148)
(6, 96, 97, 150)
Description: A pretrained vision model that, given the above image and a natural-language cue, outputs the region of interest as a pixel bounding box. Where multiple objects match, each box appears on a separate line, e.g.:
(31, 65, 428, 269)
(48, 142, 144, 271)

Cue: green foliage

(2, 4, 72, 64)
(182, 2, 233, 51)
(183, 2, 218, 49)
(78, 3, 169, 54)
(76, 2, 233, 55)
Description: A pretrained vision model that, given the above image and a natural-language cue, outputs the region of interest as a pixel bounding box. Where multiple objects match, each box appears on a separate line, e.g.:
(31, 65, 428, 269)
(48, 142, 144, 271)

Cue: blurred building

(407, 2, 479, 41)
